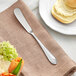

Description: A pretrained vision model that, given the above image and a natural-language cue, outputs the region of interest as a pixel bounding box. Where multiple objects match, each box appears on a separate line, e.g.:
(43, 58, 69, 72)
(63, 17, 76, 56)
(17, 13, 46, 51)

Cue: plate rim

(39, 0, 76, 35)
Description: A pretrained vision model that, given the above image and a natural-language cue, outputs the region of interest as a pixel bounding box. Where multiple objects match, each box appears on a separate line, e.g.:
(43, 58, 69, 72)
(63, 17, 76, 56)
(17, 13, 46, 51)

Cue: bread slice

(64, 0, 76, 8)
(52, 0, 76, 24)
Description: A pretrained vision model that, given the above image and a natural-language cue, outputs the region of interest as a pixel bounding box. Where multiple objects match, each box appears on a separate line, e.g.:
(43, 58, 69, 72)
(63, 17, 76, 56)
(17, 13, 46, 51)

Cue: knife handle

(31, 32, 57, 64)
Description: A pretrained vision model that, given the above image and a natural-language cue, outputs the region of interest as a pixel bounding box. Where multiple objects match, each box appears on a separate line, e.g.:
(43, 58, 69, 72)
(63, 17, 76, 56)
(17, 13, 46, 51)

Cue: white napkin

(0, 0, 17, 12)
(23, 0, 39, 10)
(0, 0, 39, 13)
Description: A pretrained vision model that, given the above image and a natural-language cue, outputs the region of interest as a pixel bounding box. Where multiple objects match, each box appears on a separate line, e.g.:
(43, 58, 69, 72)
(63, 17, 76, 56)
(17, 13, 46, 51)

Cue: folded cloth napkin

(0, 0, 76, 76)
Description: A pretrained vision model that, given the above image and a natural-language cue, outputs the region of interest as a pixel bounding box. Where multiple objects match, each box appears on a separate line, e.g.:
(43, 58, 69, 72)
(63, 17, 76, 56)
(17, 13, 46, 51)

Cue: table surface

(0, 0, 76, 76)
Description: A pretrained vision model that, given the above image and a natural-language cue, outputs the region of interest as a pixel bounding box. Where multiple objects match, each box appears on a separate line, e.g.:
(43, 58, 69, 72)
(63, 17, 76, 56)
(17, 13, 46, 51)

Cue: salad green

(0, 41, 18, 61)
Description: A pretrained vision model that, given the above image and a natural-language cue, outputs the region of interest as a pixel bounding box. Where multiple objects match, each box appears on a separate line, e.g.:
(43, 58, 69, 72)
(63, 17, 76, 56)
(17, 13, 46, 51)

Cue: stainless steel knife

(14, 8, 57, 64)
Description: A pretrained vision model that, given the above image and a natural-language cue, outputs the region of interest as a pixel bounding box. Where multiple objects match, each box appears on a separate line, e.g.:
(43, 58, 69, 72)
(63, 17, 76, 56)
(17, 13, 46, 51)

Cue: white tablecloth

(0, 0, 76, 76)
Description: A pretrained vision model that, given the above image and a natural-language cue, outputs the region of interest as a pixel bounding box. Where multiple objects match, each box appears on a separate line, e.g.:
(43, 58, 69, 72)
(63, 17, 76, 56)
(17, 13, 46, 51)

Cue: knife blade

(14, 8, 57, 64)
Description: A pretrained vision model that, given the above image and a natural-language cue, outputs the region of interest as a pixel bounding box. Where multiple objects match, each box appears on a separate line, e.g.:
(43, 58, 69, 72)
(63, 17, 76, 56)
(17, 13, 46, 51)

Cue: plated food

(64, 0, 76, 8)
(52, 0, 76, 24)
(0, 41, 24, 76)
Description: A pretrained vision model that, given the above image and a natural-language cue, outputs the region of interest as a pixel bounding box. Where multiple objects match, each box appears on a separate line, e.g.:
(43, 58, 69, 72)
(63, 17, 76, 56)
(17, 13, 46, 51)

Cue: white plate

(39, 0, 76, 35)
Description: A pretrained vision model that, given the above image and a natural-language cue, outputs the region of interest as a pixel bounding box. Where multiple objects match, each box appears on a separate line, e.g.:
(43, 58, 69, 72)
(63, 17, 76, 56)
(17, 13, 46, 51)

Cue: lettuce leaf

(0, 41, 18, 61)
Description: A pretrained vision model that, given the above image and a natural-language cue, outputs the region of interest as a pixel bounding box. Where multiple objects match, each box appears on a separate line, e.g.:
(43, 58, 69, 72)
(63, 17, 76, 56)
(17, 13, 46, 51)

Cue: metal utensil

(14, 8, 57, 64)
